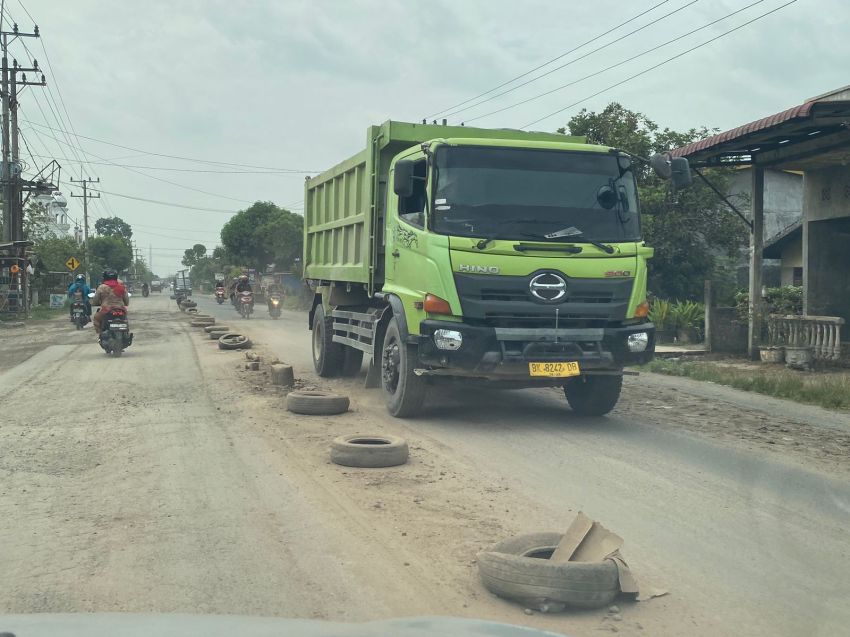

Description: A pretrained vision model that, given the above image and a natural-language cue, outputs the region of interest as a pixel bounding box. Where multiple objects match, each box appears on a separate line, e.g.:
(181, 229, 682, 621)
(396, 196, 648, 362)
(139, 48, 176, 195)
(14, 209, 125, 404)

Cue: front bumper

(417, 319, 654, 380)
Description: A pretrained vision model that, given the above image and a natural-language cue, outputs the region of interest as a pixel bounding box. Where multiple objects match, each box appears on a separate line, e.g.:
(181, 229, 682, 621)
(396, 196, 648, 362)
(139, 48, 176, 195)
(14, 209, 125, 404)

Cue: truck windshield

(432, 146, 640, 243)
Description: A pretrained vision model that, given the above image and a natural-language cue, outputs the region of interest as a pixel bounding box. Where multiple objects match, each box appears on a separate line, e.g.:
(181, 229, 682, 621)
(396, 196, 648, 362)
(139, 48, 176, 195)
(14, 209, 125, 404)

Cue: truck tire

(563, 375, 623, 416)
(330, 434, 408, 468)
(218, 333, 251, 350)
(477, 532, 620, 610)
(380, 316, 426, 418)
(286, 390, 350, 415)
(312, 305, 344, 377)
(340, 347, 364, 377)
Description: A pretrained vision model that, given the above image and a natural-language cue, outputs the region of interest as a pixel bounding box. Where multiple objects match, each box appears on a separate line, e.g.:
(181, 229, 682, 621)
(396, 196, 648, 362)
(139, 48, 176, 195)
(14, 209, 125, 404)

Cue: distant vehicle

(150, 280, 163, 293)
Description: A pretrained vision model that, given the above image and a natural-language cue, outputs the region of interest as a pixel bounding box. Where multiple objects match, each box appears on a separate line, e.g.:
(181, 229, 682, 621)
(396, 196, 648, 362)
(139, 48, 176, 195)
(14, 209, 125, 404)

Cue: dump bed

(302, 120, 582, 293)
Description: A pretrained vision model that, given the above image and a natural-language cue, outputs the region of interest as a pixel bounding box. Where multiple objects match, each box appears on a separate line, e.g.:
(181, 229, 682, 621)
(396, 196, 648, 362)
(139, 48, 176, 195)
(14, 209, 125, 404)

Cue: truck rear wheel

(563, 375, 622, 417)
(381, 316, 426, 417)
(312, 305, 344, 377)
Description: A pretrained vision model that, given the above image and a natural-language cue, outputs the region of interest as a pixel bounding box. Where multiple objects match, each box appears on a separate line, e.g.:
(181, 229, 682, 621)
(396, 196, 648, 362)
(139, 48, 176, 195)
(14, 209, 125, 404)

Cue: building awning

(670, 87, 850, 169)
(763, 220, 801, 259)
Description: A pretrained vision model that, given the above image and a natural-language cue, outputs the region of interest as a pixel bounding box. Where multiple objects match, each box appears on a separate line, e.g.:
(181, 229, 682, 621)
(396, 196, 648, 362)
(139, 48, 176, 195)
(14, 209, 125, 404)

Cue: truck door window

(398, 158, 427, 229)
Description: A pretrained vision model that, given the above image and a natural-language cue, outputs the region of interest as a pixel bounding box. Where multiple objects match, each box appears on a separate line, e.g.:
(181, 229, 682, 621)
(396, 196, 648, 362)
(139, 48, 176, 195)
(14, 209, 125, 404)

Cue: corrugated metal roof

(671, 102, 816, 158)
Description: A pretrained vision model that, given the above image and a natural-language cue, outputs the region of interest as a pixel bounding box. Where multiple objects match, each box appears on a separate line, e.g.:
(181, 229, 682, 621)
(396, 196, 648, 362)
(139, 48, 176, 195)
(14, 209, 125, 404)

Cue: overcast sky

(12, 0, 848, 274)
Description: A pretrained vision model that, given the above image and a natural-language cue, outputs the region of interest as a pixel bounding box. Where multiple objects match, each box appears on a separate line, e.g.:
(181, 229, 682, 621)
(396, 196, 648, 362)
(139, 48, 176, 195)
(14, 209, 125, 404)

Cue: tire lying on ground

(477, 532, 620, 610)
(218, 333, 251, 350)
(329, 434, 408, 467)
(286, 390, 350, 416)
(204, 324, 228, 333)
(185, 307, 199, 315)
(190, 319, 215, 327)
(209, 330, 229, 340)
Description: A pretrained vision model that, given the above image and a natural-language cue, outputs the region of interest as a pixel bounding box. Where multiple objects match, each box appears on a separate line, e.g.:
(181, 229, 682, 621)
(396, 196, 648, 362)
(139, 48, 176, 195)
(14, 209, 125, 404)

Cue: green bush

(648, 299, 672, 330)
(735, 286, 803, 321)
(670, 300, 705, 330)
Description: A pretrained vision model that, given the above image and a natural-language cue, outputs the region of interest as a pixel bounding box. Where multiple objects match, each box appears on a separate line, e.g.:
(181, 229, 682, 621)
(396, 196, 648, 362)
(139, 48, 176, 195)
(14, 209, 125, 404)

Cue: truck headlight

(627, 332, 649, 353)
(434, 329, 463, 351)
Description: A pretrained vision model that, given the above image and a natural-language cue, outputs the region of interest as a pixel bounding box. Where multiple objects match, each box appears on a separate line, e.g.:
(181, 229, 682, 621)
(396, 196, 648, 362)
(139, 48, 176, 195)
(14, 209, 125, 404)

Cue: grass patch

(28, 305, 67, 321)
(642, 359, 850, 411)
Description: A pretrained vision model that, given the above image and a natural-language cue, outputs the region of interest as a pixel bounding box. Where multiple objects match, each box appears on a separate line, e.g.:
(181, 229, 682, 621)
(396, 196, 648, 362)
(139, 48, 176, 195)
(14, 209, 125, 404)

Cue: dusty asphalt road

(1, 294, 848, 637)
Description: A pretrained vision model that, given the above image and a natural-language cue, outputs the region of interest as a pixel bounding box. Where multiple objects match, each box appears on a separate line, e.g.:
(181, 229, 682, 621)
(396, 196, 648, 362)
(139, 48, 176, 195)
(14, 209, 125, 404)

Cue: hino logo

(458, 264, 500, 274)
(529, 272, 567, 302)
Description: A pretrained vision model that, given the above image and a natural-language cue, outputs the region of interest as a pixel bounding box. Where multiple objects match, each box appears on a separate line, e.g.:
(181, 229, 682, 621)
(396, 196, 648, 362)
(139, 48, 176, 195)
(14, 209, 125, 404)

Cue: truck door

(384, 153, 432, 321)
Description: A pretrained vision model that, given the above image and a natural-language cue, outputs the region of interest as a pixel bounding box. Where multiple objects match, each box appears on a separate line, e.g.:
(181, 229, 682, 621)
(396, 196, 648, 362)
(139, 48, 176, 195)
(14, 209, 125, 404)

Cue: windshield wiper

(476, 219, 549, 250)
(541, 227, 615, 254)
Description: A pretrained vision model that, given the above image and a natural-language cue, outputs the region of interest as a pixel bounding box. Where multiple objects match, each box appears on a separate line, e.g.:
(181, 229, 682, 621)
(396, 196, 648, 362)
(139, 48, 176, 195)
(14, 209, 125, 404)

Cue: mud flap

(364, 356, 380, 388)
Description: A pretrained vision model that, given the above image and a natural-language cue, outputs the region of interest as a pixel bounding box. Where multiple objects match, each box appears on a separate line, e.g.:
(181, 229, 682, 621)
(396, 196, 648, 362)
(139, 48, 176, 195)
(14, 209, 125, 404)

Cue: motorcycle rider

(67, 274, 91, 320)
(235, 274, 253, 310)
(91, 269, 130, 336)
(141, 282, 149, 296)
(266, 282, 283, 311)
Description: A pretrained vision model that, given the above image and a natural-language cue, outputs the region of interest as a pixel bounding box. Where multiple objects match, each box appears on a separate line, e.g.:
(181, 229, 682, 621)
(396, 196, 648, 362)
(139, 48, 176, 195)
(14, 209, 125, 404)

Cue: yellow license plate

(528, 361, 580, 378)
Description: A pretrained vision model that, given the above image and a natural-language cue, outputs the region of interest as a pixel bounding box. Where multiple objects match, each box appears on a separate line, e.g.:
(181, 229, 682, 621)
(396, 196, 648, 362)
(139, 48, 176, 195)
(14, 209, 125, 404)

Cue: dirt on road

(1, 295, 848, 637)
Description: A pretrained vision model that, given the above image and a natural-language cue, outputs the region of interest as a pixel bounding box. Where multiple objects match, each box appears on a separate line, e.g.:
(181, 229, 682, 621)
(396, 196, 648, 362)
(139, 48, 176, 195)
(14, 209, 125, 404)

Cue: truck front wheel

(381, 317, 426, 417)
(312, 305, 344, 377)
(563, 375, 623, 417)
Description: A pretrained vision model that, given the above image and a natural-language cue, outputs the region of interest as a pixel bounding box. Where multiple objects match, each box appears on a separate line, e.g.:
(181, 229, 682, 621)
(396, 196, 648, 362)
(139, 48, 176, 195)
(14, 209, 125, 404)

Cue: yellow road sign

(65, 256, 81, 271)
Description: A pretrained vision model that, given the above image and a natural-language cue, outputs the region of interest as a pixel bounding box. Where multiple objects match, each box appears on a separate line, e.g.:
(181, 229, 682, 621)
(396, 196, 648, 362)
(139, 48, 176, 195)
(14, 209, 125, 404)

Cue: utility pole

(70, 177, 100, 282)
(0, 21, 43, 243)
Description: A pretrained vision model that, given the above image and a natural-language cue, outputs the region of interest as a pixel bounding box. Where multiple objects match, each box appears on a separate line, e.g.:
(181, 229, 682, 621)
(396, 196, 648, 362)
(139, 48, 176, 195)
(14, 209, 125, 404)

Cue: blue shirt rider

(67, 274, 92, 317)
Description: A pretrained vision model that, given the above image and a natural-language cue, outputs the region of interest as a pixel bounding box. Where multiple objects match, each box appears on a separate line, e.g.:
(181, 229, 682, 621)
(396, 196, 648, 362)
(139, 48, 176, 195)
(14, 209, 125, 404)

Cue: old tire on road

(204, 324, 227, 333)
(312, 304, 344, 377)
(218, 333, 252, 350)
(191, 319, 215, 327)
(477, 532, 620, 610)
(380, 316, 426, 418)
(563, 375, 623, 417)
(209, 330, 229, 340)
(286, 390, 349, 416)
(330, 434, 408, 468)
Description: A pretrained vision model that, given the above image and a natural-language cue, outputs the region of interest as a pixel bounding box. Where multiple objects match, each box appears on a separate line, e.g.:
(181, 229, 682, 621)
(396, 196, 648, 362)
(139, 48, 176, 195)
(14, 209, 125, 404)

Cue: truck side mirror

(650, 153, 692, 190)
(393, 159, 415, 198)
(670, 157, 692, 190)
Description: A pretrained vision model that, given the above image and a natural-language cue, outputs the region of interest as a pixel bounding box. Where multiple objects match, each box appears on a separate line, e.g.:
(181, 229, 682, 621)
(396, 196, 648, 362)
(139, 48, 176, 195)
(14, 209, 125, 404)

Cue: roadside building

(672, 86, 850, 358)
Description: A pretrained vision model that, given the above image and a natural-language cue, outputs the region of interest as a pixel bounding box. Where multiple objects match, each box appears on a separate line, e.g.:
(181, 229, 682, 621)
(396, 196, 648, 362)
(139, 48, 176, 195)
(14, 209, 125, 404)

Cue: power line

(442, 0, 701, 121)
(464, 0, 767, 124)
(426, 0, 673, 119)
(27, 125, 257, 204)
(23, 153, 310, 174)
(88, 188, 239, 213)
(22, 120, 319, 173)
(521, 0, 799, 129)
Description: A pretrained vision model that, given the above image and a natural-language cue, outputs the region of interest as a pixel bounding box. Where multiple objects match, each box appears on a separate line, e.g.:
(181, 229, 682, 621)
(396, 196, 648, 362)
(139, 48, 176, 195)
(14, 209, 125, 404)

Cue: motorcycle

(238, 291, 253, 319)
(99, 306, 133, 356)
(215, 287, 226, 304)
(267, 293, 282, 319)
(142, 285, 149, 297)
(70, 297, 90, 330)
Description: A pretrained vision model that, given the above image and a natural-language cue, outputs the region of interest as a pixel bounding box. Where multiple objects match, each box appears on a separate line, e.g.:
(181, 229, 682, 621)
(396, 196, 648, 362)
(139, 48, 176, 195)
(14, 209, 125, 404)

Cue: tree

(561, 102, 746, 301)
(32, 236, 85, 272)
(89, 235, 132, 276)
(182, 243, 207, 268)
(221, 201, 302, 271)
(95, 216, 133, 242)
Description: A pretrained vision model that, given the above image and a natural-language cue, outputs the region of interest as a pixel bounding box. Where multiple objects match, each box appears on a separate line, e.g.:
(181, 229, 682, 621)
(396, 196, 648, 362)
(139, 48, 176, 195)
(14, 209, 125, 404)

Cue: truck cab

(303, 121, 690, 418)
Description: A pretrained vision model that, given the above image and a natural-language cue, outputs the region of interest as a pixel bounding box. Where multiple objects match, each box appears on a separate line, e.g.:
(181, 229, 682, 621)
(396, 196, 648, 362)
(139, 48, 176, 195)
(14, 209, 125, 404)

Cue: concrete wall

(711, 306, 748, 354)
(803, 166, 850, 322)
(780, 238, 803, 286)
(729, 168, 803, 239)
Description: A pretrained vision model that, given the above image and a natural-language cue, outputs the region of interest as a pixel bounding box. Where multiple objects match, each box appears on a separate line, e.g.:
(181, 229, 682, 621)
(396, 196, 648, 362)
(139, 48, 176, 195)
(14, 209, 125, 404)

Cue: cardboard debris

(550, 511, 642, 596)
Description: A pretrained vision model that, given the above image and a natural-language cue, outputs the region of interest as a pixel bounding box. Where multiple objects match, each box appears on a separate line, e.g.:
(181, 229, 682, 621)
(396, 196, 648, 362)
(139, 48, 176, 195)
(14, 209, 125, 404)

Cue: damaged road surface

(1, 294, 849, 637)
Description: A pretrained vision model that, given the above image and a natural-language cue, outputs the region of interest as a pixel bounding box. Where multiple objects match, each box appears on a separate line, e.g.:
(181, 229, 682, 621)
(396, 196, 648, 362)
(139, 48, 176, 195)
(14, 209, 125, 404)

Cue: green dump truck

(303, 121, 690, 417)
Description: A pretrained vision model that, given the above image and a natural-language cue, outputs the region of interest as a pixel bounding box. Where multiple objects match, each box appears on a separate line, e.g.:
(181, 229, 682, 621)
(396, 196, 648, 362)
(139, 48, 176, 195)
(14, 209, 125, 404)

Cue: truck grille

(455, 272, 633, 328)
